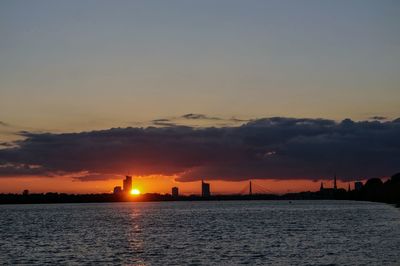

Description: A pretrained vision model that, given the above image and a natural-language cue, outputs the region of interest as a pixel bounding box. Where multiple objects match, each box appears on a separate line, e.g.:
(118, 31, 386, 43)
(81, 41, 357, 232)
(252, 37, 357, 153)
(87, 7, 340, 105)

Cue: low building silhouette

(113, 186, 122, 194)
(319, 174, 346, 197)
(319, 176, 336, 193)
(354, 181, 363, 191)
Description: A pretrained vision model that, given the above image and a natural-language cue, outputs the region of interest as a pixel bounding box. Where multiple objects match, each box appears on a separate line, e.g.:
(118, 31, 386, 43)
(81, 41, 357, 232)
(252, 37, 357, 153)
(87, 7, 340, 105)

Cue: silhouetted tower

(172, 187, 179, 197)
(333, 173, 337, 190)
(201, 180, 211, 197)
(320, 182, 324, 192)
(249, 180, 252, 195)
(123, 176, 132, 193)
(348, 183, 351, 192)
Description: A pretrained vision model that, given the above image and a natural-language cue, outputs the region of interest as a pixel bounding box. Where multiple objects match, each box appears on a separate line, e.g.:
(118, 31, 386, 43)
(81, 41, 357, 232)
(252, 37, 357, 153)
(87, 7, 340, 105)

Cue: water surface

(0, 200, 399, 265)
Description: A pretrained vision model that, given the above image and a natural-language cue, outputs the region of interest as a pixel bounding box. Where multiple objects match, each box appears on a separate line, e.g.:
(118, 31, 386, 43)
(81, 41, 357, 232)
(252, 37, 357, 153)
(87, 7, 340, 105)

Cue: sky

(0, 0, 399, 194)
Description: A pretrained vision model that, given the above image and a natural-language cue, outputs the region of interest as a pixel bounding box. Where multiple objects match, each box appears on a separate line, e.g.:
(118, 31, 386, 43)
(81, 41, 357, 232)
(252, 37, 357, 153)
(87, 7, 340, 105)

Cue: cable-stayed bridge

(238, 180, 274, 195)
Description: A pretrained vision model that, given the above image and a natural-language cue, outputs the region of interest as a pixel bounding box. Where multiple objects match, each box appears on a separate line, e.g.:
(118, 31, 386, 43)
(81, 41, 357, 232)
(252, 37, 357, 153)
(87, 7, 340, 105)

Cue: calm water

(0, 200, 399, 265)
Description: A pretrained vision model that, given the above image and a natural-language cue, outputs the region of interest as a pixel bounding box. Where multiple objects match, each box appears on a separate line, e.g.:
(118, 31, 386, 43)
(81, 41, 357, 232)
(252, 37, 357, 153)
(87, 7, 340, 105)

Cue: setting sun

(130, 188, 141, 195)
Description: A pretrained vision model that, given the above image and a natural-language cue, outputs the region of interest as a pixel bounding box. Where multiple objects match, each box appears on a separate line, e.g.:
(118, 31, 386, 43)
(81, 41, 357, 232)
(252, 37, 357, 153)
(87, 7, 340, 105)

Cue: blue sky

(1, 0, 399, 132)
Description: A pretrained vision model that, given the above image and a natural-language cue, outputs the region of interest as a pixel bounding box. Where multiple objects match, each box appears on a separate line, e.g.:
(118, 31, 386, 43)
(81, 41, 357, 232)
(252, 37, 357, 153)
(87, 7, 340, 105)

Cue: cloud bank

(0, 117, 399, 182)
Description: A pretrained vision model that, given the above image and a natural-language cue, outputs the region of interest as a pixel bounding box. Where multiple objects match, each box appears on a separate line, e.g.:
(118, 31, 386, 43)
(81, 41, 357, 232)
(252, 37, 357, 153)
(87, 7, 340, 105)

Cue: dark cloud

(0, 117, 399, 182)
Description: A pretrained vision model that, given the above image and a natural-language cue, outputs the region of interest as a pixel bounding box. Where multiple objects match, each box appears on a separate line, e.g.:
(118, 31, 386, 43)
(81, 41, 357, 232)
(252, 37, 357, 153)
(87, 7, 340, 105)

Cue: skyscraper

(333, 174, 337, 190)
(123, 176, 132, 193)
(172, 187, 179, 197)
(249, 180, 252, 196)
(201, 180, 211, 197)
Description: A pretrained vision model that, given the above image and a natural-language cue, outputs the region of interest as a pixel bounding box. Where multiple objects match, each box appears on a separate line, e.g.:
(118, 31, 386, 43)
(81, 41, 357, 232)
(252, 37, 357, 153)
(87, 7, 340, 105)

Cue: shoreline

(0, 192, 398, 207)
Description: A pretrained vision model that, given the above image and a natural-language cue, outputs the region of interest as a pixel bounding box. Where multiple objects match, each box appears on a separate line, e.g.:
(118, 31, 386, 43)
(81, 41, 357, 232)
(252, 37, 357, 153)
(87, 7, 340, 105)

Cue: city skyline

(0, 171, 379, 195)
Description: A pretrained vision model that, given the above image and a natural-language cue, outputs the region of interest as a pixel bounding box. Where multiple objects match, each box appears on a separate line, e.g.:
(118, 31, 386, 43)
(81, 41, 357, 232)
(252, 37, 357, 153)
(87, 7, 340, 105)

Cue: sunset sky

(1, 0, 399, 194)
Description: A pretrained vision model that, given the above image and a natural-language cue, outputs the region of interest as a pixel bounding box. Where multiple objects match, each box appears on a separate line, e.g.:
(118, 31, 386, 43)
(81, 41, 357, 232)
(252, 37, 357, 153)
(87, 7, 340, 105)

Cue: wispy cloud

(151, 119, 178, 127)
(0, 121, 10, 127)
(369, 116, 387, 121)
(148, 113, 249, 127)
(181, 113, 222, 120)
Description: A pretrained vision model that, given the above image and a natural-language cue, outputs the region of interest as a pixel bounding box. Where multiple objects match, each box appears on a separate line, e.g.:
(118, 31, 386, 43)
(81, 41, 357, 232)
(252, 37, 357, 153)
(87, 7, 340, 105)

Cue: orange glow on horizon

(130, 188, 141, 195)
(0, 174, 369, 195)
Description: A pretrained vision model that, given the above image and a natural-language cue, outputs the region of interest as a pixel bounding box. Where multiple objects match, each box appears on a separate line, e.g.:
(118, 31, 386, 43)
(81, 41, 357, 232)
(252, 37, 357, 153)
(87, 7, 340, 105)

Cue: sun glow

(130, 188, 141, 195)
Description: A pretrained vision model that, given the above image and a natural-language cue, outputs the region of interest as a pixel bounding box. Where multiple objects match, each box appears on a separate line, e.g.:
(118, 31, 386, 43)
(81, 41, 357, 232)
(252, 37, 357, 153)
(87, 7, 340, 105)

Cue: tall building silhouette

(334, 173, 337, 190)
(249, 180, 252, 195)
(123, 176, 132, 193)
(201, 180, 210, 197)
(172, 187, 179, 197)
